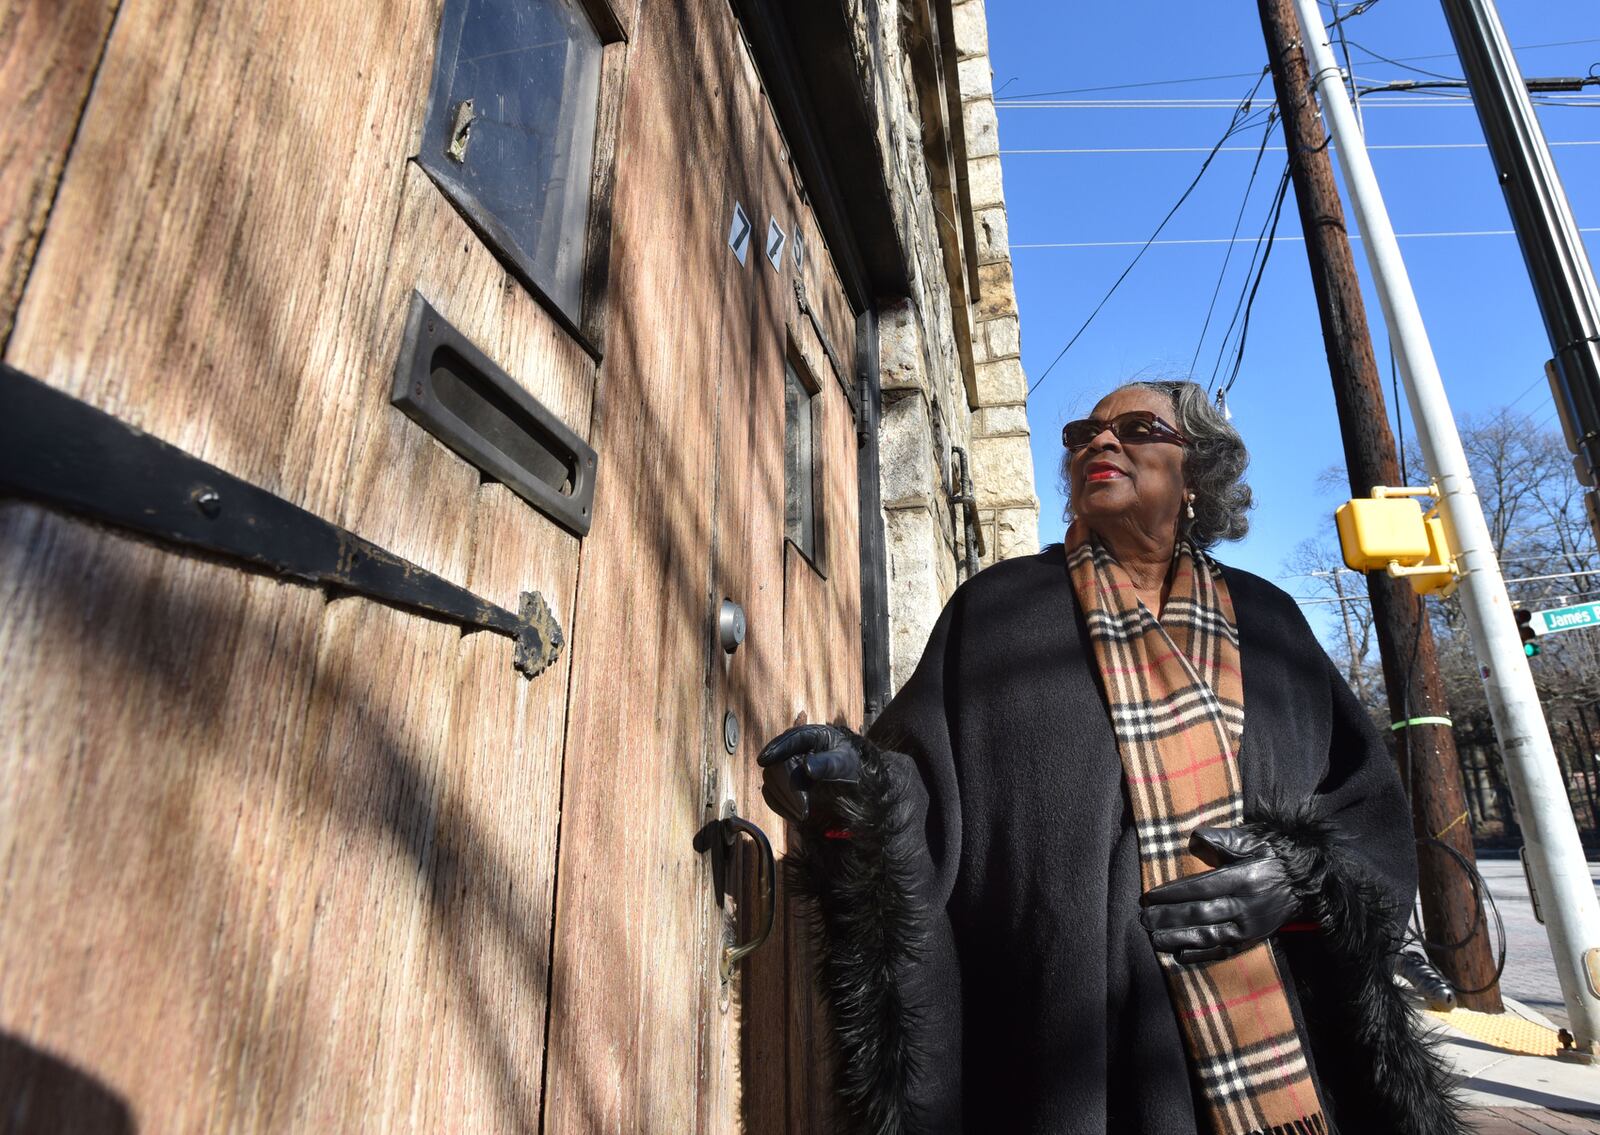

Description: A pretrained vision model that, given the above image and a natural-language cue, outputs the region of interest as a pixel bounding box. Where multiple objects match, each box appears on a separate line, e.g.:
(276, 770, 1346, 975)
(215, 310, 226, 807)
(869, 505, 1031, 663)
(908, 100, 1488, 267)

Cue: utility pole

(1256, 0, 1502, 1010)
(1291, 0, 1600, 1053)
(1436, 0, 1600, 554)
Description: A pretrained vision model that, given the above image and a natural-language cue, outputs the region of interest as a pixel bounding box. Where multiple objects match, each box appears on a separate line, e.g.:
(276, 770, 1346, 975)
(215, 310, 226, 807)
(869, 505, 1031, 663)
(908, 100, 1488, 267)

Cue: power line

(1014, 226, 1600, 249)
(1300, 588, 1600, 607)
(1501, 568, 1600, 586)
(997, 96, 1600, 109)
(1287, 554, 1600, 580)
(1507, 373, 1550, 409)
(991, 70, 1270, 101)
(1191, 116, 1281, 377)
(1212, 166, 1294, 395)
(1027, 73, 1274, 395)
(994, 37, 1600, 102)
(1344, 37, 1463, 83)
(1001, 140, 1600, 154)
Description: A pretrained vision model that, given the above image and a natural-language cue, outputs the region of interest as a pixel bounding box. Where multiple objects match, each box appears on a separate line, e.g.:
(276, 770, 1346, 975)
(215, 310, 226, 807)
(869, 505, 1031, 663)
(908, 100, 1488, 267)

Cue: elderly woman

(759, 380, 1463, 1135)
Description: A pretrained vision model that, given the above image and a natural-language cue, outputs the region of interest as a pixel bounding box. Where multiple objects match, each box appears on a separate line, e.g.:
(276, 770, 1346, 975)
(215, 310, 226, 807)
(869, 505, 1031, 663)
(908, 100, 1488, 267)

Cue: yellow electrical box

(1334, 497, 1430, 571)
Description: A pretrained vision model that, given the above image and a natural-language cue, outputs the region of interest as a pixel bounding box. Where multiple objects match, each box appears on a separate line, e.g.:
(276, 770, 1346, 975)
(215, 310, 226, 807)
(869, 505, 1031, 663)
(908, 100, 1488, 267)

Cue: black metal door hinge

(0, 365, 563, 678)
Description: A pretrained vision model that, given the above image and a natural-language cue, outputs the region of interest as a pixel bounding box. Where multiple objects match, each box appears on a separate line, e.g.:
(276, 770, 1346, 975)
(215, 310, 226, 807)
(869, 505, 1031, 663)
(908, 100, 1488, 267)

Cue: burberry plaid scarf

(1066, 534, 1326, 1135)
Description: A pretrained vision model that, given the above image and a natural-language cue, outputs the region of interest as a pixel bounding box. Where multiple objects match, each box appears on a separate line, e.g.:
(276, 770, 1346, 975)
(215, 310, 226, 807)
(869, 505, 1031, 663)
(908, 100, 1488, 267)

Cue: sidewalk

(1417, 993, 1600, 1130)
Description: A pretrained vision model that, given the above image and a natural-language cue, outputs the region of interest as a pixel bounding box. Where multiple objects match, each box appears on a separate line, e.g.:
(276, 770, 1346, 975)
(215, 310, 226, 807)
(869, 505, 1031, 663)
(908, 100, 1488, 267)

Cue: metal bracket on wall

(0, 365, 564, 679)
(949, 446, 985, 576)
(793, 278, 857, 423)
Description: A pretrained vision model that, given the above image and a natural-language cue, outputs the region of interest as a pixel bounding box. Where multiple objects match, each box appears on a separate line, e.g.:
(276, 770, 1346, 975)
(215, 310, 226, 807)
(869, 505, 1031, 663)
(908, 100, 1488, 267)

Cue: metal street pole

(1291, 0, 1600, 1054)
(1436, 0, 1600, 553)
(1258, 0, 1501, 1007)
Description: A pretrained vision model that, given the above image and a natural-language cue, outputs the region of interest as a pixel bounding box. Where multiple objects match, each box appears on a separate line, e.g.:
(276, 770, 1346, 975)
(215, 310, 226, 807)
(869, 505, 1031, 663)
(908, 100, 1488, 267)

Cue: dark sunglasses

(1061, 410, 1189, 451)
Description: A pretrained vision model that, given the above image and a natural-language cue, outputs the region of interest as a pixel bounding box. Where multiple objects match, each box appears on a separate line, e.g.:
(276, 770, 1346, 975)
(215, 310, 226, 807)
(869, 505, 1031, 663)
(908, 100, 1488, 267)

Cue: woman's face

(1067, 387, 1189, 543)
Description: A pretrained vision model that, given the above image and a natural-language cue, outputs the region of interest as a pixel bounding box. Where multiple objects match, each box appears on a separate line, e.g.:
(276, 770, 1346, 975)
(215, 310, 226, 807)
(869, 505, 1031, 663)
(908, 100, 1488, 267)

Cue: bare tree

(1292, 410, 1600, 839)
(1407, 411, 1600, 718)
(1285, 535, 1381, 710)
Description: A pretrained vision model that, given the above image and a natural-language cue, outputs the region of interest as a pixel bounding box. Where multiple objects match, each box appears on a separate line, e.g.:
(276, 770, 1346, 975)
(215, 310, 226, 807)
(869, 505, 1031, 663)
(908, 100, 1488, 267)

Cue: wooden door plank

(0, 503, 324, 1131)
(403, 480, 581, 1130)
(2, 0, 483, 583)
(219, 598, 461, 1133)
(0, 497, 581, 1130)
(720, 33, 799, 1135)
(0, 0, 121, 342)
(769, 131, 865, 1135)
(540, 0, 740, 1127)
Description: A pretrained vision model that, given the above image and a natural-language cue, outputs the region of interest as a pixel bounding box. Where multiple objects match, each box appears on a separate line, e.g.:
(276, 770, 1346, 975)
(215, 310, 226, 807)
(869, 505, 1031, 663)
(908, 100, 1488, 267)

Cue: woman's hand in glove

(1138, 826, 1307, 965)
(756, 724, 863, 825)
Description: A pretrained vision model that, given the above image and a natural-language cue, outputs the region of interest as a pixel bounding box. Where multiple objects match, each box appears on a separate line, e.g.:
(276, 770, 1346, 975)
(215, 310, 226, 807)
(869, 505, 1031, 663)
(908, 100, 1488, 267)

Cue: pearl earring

(1185, 493, 1196, 520)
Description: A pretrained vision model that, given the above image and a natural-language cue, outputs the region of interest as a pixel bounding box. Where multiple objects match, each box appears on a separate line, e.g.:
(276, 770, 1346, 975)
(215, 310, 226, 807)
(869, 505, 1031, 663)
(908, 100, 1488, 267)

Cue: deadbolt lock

(719, 599, 746, 653)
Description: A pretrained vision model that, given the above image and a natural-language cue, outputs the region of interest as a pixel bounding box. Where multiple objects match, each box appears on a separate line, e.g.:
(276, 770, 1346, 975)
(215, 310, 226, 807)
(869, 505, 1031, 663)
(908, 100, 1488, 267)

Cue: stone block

(974, 355, 1026, 404)
(970, 433, 1039, 508)
(879, 391, 938, 508)
(975, 260, 1017, 320)
(969, 318, 991, 365)
(878, 298, 924, 392)
(977, 403, 1030, 436)
(997, 506, 1041, 560)
(949, 388, 974, 435)
(963, 98, 999, 160)
(982, 313, 1020, 359)
(967, 155, 1005, 210)
(958, 56, 992, 101)
(975, 206, 1009, 264)
(885, 504, 953, 691)
(951, 1, 989, 59)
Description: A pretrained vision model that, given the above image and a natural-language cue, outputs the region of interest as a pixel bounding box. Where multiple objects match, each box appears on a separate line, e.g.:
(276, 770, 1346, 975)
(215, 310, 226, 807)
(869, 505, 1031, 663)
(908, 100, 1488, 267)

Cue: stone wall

(851, 0, 1042, 690)
(952, 0, 1041, 570)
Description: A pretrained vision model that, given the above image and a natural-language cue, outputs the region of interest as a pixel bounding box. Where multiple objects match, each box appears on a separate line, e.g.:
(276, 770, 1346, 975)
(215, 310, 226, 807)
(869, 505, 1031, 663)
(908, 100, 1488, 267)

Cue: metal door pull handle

(695, 813, 777, 979)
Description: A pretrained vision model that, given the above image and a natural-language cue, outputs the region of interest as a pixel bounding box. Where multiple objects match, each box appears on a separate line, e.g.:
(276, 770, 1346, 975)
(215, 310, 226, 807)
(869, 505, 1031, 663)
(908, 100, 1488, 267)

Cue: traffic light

(1516, 607, 1541, 657)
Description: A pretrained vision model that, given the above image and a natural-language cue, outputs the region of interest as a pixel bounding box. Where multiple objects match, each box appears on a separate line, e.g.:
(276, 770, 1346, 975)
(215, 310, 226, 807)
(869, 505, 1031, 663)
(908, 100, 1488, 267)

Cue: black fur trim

(1246, 802, 1471, 1135)
(787, 735, 928, 1135)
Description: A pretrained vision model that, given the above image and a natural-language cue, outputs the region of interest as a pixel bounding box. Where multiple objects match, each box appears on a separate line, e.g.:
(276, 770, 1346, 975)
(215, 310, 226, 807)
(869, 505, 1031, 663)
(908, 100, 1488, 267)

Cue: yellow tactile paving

(1423, 1005, 1563, 1057)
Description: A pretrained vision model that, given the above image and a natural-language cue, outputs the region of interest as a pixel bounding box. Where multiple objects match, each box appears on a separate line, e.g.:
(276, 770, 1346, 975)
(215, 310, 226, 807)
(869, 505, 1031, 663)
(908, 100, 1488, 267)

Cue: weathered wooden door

(1, 0, 602, 1129)
(0, 0, 860, 1129)
(538, 0, 862, 1130)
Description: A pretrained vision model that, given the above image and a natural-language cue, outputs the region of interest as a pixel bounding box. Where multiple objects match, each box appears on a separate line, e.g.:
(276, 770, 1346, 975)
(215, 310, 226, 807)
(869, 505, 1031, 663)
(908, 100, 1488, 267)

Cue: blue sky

(987, 1, 1600, 642)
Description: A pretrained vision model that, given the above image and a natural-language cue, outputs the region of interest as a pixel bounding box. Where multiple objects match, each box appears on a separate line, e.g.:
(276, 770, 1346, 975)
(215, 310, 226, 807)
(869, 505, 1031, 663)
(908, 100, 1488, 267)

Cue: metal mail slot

(392, 292, 596, 536)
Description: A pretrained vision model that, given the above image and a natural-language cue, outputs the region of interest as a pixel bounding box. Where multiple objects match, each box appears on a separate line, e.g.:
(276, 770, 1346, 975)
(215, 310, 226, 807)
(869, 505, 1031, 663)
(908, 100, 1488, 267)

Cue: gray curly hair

(1060, 379, 1252, 548)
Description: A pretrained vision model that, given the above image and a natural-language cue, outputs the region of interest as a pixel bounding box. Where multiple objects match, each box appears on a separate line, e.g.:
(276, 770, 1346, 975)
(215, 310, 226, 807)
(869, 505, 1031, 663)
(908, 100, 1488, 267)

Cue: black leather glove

(1138, 826, 1306, 965)
(756, 724, 863, 825)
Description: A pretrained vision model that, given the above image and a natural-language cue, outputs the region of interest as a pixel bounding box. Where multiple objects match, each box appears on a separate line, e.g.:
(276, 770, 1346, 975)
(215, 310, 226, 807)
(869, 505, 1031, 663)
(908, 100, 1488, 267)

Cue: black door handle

(695, 813, 777, 979)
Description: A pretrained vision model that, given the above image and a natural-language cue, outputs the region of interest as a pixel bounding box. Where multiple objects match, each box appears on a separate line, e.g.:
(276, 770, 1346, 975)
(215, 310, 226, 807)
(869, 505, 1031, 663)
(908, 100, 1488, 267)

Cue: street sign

(1530, 601, 1600, 637)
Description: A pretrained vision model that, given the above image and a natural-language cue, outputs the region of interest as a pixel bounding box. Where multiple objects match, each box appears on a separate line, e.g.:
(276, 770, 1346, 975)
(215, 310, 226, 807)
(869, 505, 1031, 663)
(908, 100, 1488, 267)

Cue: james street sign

(1529, 600, 1600, 637)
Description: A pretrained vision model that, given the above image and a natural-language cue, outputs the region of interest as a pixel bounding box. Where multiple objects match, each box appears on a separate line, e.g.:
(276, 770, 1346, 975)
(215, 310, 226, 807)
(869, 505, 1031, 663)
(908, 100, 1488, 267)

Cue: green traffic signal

(1515, 607, 1540, 657)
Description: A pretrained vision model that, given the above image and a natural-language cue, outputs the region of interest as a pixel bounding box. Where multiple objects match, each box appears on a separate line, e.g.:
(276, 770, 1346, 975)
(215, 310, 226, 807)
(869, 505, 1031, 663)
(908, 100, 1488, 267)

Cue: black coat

(792, 547, 1465, 1135)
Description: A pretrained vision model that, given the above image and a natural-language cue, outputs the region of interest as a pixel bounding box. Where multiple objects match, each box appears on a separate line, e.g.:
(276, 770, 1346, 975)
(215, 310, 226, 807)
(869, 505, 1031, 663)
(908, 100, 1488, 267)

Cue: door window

(420, 0, 603, 322)
(784, 357, 821, 565)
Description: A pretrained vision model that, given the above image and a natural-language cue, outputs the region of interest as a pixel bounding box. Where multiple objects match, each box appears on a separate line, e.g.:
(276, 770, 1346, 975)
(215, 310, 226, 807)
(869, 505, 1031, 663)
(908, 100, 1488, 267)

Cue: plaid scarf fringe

(1067, 537, 1327, 1135)
(1247, 1117, 1327, 1135)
